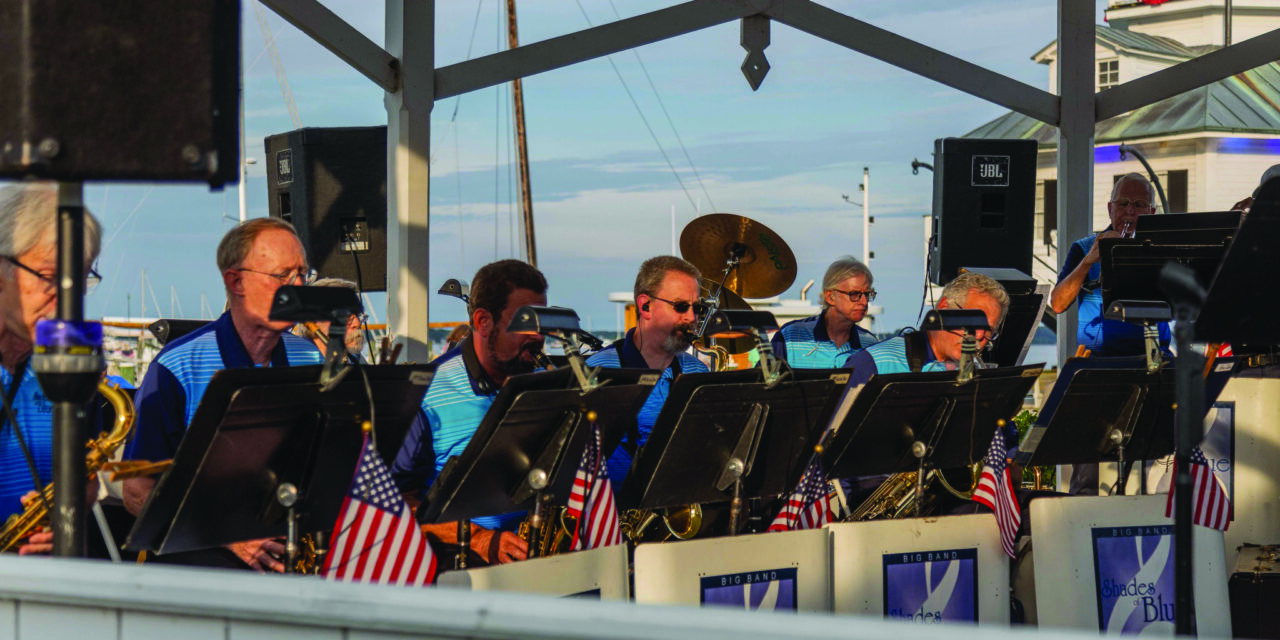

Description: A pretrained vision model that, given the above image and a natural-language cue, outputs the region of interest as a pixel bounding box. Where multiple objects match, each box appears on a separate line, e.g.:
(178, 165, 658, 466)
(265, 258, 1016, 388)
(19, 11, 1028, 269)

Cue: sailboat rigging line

(99, 187, 155, 314)
(493, 3, 502, 262)
(252, 0, 302, 128)
(605, 0, 716, 212)
(573, 0, 699, 214)
(453, 124, 467, 276)
(506, 77, 518, 259)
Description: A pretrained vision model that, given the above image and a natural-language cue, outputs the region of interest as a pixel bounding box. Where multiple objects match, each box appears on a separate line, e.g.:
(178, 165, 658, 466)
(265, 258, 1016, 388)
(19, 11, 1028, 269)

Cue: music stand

(416, 367, 657, 557)
(822, 366, 1041, 496)
(619, 368, 849, 533)
(1099, 211, 1241, 310)
(124, 364, 432, 566)
(1014, 356, 1236, 493)
(959, 267, 1049, 368)
(1195, 183, 1280, 348)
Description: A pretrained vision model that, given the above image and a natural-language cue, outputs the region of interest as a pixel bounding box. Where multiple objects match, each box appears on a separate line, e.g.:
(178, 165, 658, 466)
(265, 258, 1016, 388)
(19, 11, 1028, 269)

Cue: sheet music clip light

(707, 309, 786, 387)
(508, 305, 606, 393)
(438, 279, 470, 304)
(270, 285, 363, 389)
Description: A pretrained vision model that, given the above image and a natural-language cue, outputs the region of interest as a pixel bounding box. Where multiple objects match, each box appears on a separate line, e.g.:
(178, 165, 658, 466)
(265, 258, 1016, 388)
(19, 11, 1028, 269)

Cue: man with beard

(292, 277, 368, 363)
(586, 256, 709, 486)
(771, 256, 879, 368)
(392, 259, 546, 565)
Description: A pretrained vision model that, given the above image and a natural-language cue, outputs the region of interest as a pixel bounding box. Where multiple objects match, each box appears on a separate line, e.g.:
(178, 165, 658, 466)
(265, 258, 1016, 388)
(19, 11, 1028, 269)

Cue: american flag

(971, 429, 1021, 558)
(323, 435, 436, 585)
(768, 458, 837, 532)
(564, 420, 621, 550)
(1165, 447, 1232, 531)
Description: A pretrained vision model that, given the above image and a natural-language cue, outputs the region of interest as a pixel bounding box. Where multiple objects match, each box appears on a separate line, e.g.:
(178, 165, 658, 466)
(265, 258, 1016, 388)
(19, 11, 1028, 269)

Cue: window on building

(1166, 169, 1187, 213)
(1043, 179, 1058, 246)
(1098, 59, 1119, 90)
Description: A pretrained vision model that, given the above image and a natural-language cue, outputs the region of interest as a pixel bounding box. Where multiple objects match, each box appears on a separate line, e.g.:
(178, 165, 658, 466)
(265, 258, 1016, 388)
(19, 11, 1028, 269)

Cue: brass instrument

(516, 505, 577, 558)
(619, 504, 703, 544)
(846, 464, 982, 522)
(1, 379, 135, 552)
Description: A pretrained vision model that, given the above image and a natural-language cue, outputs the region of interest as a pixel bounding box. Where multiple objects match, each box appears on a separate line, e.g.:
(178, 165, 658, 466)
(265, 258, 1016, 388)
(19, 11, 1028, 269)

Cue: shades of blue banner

(882, 548, 978, 624)
(1091, 525, 1176, 633)
(700, 568, 798, 611)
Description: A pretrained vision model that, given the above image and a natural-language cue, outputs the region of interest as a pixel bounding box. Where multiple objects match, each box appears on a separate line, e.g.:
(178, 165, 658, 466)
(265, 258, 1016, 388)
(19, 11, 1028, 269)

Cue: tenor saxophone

(0, 379, 135, 552)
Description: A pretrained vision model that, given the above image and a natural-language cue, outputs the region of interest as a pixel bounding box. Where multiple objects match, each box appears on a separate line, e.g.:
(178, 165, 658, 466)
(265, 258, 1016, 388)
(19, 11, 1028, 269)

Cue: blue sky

(35, 0, 1109, 333)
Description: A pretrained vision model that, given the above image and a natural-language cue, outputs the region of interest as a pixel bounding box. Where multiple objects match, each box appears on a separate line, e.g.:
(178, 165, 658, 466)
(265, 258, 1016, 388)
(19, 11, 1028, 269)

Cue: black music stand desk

(823, 365, 1042, 480)
(1016, 356, 1236, 469)
(1099, 211, 1241, 310)
(418, 368, 657, 525)
(619, 369, 849, 516)
(125, 364, 432, 556)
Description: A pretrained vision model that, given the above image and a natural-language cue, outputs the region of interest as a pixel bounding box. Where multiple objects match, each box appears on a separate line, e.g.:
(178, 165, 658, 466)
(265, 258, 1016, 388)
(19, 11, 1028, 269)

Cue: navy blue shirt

(123, 311, 323, 463)
(585, 329, 708, 487)
(1058, 232, 1171, 357)
(0, 362, 106, 521)
(771, 312, 878, 369)
(391, 336, 521, 531)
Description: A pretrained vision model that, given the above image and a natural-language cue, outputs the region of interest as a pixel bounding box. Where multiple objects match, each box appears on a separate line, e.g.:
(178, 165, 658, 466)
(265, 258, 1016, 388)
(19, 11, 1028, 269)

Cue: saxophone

(0, 379, 136, 552)
(516, 505, 577, 558)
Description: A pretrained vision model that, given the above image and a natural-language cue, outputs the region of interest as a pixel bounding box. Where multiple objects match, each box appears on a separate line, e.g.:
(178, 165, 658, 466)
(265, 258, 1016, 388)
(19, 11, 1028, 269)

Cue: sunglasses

(648, 295, 708, 316)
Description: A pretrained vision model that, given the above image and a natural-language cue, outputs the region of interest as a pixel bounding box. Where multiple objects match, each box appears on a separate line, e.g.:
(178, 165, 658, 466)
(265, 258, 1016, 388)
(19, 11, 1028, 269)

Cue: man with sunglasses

(1051, 172, 1170, 358)
(772, 256, 879, 368)
(293, 277, 369, 364)
(122, 218, 323, 571)
(586, 256, 709, 486)
(0, 184, 104, 550)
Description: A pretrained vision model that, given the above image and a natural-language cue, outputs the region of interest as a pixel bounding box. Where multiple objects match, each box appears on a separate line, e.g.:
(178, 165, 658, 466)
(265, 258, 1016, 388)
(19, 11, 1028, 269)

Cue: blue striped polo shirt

(391, 336, 521, 531)
(585, 329, 708, 486)
(124, 311, 323, 463)
(771, 312, 878, 369)
(844, 333, 951, 387)
(0, 362, 107, 521)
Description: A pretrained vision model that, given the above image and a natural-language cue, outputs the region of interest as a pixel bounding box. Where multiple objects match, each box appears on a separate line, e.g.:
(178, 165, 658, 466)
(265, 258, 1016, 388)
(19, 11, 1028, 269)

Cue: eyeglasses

(830, 288, 877, 303)
(2, 255, 102, 292)
(1112, 198, 1153, 210)
(949, 305, 1000, 344)
(237, 266, 317, 285)
(648, 295, 708, 316)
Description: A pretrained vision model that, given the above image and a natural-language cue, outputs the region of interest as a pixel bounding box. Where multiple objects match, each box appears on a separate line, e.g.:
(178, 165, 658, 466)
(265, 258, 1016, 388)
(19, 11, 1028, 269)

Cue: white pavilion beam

(764, 0, 1060, 125)
(260, 0, 399, 92)
(1055, 0, 1095, 365)
(435, 0, 764, 100)
(386, 0, 433, 363)
(1097, 26, 1280, 121)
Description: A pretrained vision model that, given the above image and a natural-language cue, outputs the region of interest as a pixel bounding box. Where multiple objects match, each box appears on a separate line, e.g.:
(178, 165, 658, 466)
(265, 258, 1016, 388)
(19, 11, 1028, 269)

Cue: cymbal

(680, 213, 797, 299)
(700, 278, 751, 311)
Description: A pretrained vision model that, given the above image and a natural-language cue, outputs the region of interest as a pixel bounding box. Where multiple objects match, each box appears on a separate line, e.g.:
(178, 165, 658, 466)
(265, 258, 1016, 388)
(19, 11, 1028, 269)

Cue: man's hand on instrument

(472, 529, 527, 564)
(228, 538, 287, 573)
(17, 528, 53, 556)
(1084, 229, 1122, 266)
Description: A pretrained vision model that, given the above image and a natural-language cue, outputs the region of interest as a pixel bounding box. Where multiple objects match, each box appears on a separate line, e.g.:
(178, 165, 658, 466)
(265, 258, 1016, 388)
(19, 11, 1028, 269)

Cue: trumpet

(0, 379, 135, 552)
(619, 504, 703, 544)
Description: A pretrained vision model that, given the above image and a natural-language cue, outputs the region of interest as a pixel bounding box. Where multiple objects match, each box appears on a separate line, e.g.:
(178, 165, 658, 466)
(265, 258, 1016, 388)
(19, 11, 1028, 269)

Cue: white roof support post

(1055, 0, 1095, 365)
(386, 0, 433, 363)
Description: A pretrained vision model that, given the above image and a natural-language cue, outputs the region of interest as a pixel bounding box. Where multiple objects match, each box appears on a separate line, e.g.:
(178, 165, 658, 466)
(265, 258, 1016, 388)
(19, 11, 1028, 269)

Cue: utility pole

(506, 0, 537, 267)
(841, 167, 874, 264)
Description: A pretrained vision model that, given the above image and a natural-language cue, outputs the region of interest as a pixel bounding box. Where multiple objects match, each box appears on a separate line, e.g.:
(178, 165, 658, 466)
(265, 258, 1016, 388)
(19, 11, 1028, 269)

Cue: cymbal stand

(696, 244, 746, 338)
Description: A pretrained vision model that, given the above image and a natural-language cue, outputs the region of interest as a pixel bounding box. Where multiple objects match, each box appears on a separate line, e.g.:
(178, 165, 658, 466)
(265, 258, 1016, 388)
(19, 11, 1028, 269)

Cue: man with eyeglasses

(293, 277, 369, 364)
(1051, 172, 1171, 358)
(585, 256, 710, 487)
(392, 259, 547, 565)
(122, 217, 323, 571)
(0, 183, 105, 551)
(772, 256, 879, 369)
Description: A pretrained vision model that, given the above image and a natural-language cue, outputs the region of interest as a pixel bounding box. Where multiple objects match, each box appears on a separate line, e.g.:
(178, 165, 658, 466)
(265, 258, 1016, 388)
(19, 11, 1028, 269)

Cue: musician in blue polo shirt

(0, 184, 103, 534)
(121, 218, 323, 571)
(772, 256, 879, 369)
(586, 256, 710, 486)
(393, 259, 547, 565)
(1051, 173, 1170, 357)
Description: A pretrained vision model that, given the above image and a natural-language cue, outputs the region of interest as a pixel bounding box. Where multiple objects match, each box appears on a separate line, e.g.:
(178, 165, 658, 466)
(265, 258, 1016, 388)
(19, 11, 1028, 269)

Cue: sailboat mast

(505, 0, 537, 267)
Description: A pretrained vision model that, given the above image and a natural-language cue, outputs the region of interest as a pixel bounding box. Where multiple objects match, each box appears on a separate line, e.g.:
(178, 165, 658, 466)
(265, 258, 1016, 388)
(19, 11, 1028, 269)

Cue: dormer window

(1099, 59, 1120, 90)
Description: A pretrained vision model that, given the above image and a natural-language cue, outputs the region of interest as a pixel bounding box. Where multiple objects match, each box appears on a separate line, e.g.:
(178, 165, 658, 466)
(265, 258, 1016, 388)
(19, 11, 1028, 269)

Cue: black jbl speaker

(0, 0, 240, 185)
(265, 126, 387, 292)
(928, 138, 1038, 285)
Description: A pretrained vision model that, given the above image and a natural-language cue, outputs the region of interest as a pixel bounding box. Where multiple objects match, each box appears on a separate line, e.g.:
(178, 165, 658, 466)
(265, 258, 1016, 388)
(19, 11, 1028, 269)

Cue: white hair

(940, 272, 1010, 327)
(821, 256, 874, 310)
(0, 183, 101, 273)
(1111, 172, 1156, 203)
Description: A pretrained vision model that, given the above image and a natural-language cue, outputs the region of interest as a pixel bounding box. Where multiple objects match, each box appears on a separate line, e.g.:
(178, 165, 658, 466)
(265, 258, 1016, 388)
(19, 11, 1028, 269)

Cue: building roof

(965, 62, 1280, 146)
(1033, 24, 1195, 62)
